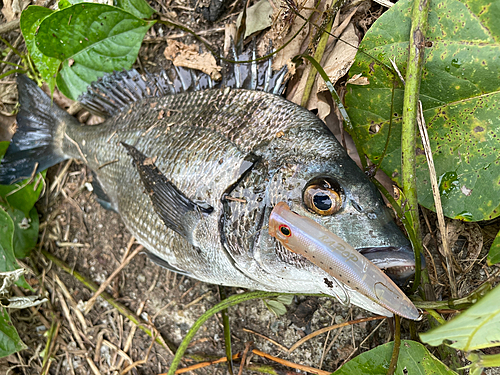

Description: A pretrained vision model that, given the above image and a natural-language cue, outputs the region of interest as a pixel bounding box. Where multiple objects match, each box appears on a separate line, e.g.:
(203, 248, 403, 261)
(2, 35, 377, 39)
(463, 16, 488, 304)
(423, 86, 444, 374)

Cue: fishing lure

(269, 202, 419, 320)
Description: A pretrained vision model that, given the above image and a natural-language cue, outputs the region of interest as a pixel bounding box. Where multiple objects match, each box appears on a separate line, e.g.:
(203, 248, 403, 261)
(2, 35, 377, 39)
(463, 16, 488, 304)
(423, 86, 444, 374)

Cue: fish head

(267, 132, 415, 285)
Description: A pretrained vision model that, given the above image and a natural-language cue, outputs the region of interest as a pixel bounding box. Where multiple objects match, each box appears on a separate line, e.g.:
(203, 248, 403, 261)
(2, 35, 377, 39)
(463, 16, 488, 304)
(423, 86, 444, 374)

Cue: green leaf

(276, 294, 294, 305)
(0, 142, 7, 159)
(420, 284, 500, 351)
(36, 3, 155, 100)
(0, 208, 17, 272)
(58, 0, 84, 9)
(10, 207, 39, 259)
(344, 0, 500, 221)
(467, 352, 500, 374)
(332, 340, 456, 375)
(487, 228, 500, 265)
(20, 6, 60, 92)
(0, 172, 45, 216)
(116, 0, 155, 19)
(0, 208, 30, 289)
(263, 299, 287, 316)
(236, 0, 273, 39)
(0, 307, 27, 358)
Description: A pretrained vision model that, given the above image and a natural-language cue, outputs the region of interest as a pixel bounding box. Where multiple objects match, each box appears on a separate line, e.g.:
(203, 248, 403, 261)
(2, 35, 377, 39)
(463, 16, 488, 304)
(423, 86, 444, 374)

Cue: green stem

(0, 69, 26, 80)
(301, 10, 336, 107)
(167, 291, 286, 375)
(413, 282, 491, 310)
(300, 54, 363, 170)
(387, 315, 401, 375)
(0, 36, 22, 57)
(219, 286, 233, 375)
(401, 0, 430, 294)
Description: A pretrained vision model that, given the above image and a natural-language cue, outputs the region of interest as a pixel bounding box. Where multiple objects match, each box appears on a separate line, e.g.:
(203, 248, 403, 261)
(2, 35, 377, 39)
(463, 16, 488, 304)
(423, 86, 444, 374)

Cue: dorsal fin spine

(78, 44, 289, 119)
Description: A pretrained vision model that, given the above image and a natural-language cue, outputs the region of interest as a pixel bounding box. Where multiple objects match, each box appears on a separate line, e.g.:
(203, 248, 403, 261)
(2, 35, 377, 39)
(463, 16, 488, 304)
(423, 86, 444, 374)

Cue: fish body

(0, 62, 416, 317)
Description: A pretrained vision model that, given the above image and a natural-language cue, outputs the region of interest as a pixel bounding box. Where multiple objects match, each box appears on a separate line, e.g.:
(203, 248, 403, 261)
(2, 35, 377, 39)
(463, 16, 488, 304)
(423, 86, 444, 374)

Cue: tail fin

(0, 76, 76, 185)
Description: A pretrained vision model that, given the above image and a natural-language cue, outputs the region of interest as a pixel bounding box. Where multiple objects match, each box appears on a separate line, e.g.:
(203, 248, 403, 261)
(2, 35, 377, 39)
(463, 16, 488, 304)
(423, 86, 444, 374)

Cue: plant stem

(219, 286, 233, 375)
(401, 0, 430, 293)
(301, 9, 336, 107)
(167, 291, 286, 375)
(387, 315, 401, 375)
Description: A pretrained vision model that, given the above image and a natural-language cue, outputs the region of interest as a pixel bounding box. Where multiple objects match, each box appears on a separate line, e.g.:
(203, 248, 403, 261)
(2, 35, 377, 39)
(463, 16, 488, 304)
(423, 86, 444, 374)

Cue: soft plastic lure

(269, 202, 419, 320)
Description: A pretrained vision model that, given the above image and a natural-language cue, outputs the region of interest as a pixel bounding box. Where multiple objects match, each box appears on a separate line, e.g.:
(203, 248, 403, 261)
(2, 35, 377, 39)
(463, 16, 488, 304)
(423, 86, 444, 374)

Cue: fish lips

(357, 246, 418, 285)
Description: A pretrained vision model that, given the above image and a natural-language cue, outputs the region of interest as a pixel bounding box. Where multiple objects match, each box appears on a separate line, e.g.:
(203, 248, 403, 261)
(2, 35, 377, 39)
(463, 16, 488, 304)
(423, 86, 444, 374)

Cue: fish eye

(279, 224, 292, 237)
(303, 178, 342, 216)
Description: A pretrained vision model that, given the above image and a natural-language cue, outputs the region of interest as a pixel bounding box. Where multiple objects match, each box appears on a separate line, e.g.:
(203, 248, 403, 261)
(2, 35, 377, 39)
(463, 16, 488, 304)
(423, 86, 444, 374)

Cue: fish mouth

(357, 246, 416, 285)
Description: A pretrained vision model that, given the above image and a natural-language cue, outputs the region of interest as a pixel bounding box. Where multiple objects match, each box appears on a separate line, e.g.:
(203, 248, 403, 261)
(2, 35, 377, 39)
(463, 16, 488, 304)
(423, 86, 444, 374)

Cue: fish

(0, 52, 416, 317)
(269, 202, 419, 319)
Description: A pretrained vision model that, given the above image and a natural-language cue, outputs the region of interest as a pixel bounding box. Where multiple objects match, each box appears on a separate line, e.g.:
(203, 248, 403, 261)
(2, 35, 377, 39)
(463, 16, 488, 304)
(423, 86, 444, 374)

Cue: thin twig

(252, 349, 330, 375)
(0, 19, 20, 34)
(242, 328, 288, 352)
(416, 101, 456, 297)
(84, 245, 144, 314)
(288, 315, 386, 353)
(238, 342, 252, 375)
(171, 353, 242, 374)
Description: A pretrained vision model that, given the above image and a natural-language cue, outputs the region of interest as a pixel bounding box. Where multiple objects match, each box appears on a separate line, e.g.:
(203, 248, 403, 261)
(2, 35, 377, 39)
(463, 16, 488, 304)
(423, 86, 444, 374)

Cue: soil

(0, 0, 499, 374)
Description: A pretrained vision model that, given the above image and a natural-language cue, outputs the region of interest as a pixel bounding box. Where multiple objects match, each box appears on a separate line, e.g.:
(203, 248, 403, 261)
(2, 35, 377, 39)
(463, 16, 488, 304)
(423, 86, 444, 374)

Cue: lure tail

(0, 76, 78, 185)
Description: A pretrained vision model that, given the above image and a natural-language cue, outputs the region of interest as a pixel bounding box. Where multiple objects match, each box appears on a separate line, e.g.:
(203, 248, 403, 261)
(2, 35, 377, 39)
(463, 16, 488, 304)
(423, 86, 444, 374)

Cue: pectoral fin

(122, 142, 213, 240)
(147, 253, 191, 276)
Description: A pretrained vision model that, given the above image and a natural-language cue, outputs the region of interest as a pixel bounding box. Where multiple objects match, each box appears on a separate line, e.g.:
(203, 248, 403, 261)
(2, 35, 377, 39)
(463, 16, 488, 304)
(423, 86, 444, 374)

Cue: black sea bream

(0, 56, 416, 317)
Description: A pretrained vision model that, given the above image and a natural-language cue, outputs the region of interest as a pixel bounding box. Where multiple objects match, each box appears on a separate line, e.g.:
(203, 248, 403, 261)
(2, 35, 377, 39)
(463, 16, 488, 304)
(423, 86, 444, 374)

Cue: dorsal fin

(78, 42, 288, 119)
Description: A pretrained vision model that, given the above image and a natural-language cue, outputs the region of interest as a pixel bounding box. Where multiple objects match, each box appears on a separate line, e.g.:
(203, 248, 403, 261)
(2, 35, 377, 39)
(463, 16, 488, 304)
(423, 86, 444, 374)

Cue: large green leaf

(0, 142, 45, 215)
(420, 284, 500, 351)
(0, 209, 30, 289)
(332, 340, 456, 375)
(0, 175, 44, 216)
(344, 0, 500, 221)
(36, 3, 155, 99)
(116, 0, 155, 19)
(0, 307, 27, 358)
(10, 207, 39, 259)
(487, 228, 500, 265)
(0, 208, 16, 273)
(58, 0, 85, 9)
(20, 6, 60, 92)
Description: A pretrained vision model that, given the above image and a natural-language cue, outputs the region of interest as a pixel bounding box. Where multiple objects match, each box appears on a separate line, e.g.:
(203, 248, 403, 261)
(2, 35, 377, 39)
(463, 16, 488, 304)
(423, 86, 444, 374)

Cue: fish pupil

(279, 225, 291, 236)
(313, 193, 332, 211)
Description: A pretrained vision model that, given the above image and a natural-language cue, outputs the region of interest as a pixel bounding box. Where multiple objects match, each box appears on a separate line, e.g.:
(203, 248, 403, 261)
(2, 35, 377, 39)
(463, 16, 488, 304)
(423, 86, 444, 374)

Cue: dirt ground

(0, 0, 500, 374)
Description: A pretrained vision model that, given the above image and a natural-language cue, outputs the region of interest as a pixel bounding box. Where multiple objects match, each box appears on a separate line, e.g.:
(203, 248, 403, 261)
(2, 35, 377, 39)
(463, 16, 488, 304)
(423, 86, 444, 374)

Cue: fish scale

(0, 63, 418, 317)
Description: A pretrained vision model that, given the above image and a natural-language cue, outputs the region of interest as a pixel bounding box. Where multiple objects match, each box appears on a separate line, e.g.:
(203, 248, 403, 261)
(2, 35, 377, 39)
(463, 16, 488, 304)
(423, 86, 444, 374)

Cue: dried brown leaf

(347, 73, 370, 85)
(1, 0, 29, 22)
(316, 23, 359, 92)
(236, 0, 274, 39)
(163, 40, 222, 81)
(268, 0, 317, 71)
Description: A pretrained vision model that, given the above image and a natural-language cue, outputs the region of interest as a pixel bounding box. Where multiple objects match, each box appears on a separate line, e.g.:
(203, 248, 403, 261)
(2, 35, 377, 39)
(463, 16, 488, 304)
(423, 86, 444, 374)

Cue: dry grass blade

(242, 328, 288, 352)
(167, 353, 242, 374)
(84, 245, 144, 314)
(251, 349, 330, 375)
(416, 101, 457, 297)
(120, 332, 156, 374)
(288, 315, 386, 353)
(238, 341, 253, 375)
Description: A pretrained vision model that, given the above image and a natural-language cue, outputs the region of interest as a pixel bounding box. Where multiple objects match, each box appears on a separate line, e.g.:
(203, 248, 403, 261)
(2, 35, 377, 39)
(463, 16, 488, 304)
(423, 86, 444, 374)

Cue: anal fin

(121, 143, 213, 241)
